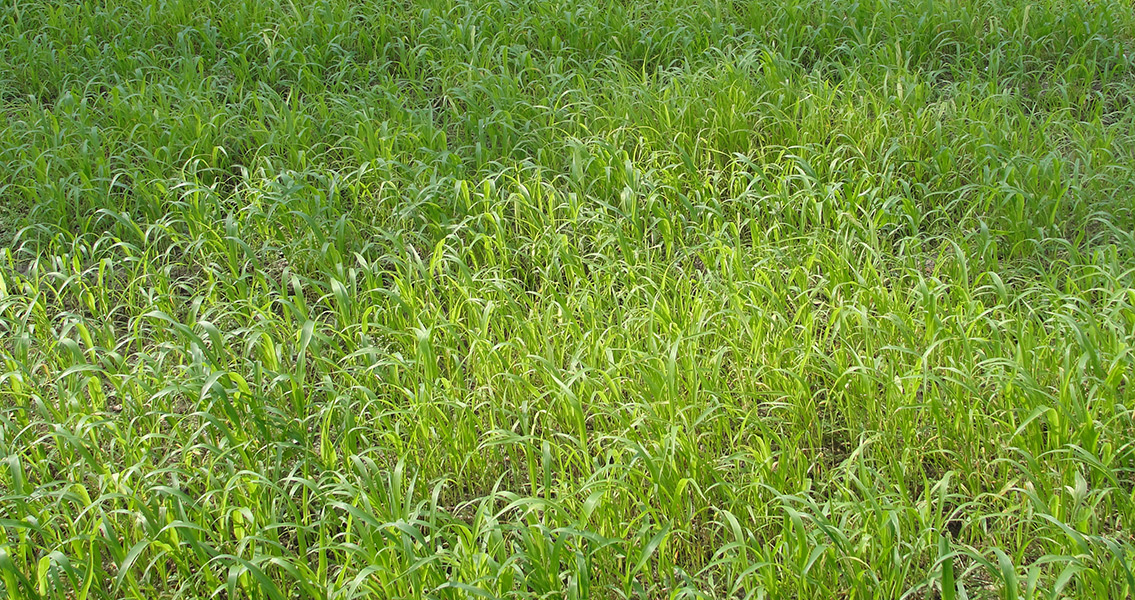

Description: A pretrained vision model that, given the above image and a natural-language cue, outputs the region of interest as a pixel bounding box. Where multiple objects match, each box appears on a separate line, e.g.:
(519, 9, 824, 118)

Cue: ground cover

(2, 0, 1135, 597)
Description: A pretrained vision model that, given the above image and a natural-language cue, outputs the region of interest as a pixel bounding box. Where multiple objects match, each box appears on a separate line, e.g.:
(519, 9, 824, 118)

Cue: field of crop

(3, 0, 1135, 597)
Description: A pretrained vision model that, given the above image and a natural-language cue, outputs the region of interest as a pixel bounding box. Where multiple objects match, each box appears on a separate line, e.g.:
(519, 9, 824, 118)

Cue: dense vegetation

(2, 0, 1135, 597)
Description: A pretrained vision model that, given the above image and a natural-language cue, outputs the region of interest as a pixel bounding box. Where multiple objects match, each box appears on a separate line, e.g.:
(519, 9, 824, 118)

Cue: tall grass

(2, 0, 1134, 597)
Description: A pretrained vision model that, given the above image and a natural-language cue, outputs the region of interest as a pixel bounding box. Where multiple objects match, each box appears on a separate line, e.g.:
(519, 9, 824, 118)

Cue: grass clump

(2, 0, 1135, 598)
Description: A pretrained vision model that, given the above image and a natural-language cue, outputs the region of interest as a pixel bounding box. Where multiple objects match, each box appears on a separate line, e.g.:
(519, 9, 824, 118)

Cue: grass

(2, 0, 1135, 597)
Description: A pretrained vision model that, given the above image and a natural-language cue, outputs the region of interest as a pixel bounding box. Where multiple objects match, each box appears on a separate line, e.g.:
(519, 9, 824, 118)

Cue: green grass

(2, 0, 1135, 597)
